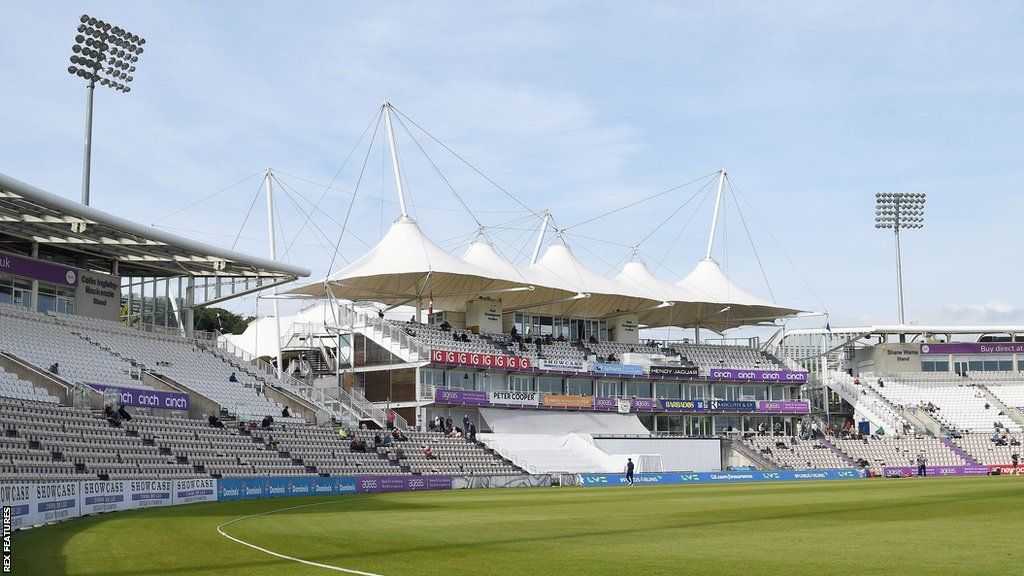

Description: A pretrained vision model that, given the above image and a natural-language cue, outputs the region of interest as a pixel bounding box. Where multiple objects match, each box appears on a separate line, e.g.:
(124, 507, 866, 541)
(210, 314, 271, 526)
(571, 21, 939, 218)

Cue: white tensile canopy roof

(287, 217, 527, 310)
(672, 257, 802, 332)
(287, 220, 803, 329)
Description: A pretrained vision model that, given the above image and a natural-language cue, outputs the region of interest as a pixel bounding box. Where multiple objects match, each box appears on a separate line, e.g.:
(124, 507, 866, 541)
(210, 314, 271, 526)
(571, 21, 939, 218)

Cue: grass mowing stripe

(216, 496, 383, 576)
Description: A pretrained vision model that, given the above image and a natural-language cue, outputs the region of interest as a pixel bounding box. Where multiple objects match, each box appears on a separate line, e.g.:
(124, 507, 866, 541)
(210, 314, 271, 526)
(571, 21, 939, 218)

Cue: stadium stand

(672, 343, 784, 372)
(863, 372, 1023, 433)
(0, 364, 58, 404)
(951, 433, 1022, 465)
(251, 426, 408, 477)
(832, 435, 966, 473)
(745, 436, 851, 469)
(349, 429, 522, 476)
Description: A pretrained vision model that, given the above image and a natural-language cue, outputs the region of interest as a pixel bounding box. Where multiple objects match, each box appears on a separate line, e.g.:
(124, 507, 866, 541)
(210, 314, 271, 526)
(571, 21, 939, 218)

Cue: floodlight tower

(67, 14, 146, 205)
(875, 192, 926, 325)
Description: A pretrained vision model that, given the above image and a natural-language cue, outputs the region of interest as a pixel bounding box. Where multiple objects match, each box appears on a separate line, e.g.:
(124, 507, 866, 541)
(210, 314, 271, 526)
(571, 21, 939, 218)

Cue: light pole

(68, 14, 146, 206)
(875, 192, 926, 325)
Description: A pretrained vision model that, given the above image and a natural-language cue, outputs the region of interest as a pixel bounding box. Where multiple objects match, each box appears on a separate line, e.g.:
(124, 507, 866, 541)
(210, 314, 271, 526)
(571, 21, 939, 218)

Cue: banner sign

(593, 397, 617, 411)
(631, 397, 657, 411)
(708, 400, 757, 412)
(218, 476, 358, 501)
(578, 468, 865, 487)
(434, 388, 488, 406)
(356, 475, 453, 494)
(1, 482, 80, 529)
(172, 478, 218, 505)
(128, 480, 173, 508)
(0, 250, 79, 287)
(488, 390, 540, 406)
(538, 359, 585, 372)
(86, 384, 190, 411)
(661, 398, 706, 412)
(431, 350, 531, 370)
(920, 342, 1024, 355)
(708, 369, 808, 383)
(881, 465, 993, 477)
(80, 480, 131, 515)
(648, 365, 699, 378)
(756, 400, 811, 414)
(593, 362, 644, 376)
(541, 394, 593, 409)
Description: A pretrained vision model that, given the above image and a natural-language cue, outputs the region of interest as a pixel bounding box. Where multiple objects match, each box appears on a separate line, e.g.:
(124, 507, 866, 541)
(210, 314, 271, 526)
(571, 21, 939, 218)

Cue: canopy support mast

(530, 211, 551, 265)
(703, 169, 727, 260)
(383, 101, 410, 219)
(265, 168, 284, 379)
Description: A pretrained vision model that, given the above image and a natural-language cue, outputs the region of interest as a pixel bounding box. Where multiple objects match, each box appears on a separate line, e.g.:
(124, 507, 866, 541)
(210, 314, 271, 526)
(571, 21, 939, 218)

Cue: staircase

(940, 437, 980, 466)
(819, 437, 857, 467)
(824, 370, 912, 434)
(971, 381, 1024, 428)
(338, 306, 429, 364)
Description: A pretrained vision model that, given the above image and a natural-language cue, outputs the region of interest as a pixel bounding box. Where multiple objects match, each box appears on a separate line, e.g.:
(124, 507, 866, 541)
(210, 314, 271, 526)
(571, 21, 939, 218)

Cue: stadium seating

(863, 372, 1023, 433)
(350, 429, 522, 476)
(951, 433, 1022, 465)
(672, 343, 783, 372)
(0, 365, 58, 404)
(251, 426, 407, 476)
(745, 436, 850, 469)
(832, 435, 965, 472)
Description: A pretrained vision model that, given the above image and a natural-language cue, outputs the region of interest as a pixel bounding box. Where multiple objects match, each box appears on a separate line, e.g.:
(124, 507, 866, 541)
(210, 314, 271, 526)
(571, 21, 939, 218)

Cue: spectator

(453, 332, 461, 342)
(281, 406, 291, 418)
(116, 404, 132, 422)
(377, 309, 385, 318)
(409, 315, 417, 324)
(985, 402, 991, 410)
(428, 418, 437, 432)
(229, 372, 238, 383)
(460, 333, 470, 343)
(757, 422, 766, 436)
(338, 427, 348, 439)
(606, 353, 617, 362)
(1013, 453, 1019, 468)
(625, 458, 635, 486)
(440, 320, 451, 332)
(557, 333, 566, 342)
(349, 438, 360, 452)
(469, 421, 477, 442)
(48, 362, 60, 375)
(261, 415, 274, 429)
(588, 335, 598, 344)
(424, 446, 435, 459)
(208, 414, 225, 429)
(916, 453, 927, 477)
(104, 404, 121, 427)
(373, 433, 382, 447)
(381, 434, 391, 446)
(387, 410, 396, 430)
(395, 446, 406, 460)
(445, 417, 453, 434)
(462, 415, 470, 436)
(877, 378, 884, 388)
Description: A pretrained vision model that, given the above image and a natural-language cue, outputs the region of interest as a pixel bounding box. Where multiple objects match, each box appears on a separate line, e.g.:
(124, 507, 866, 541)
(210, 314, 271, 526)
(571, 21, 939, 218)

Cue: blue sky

(2, 1, 1023, 333)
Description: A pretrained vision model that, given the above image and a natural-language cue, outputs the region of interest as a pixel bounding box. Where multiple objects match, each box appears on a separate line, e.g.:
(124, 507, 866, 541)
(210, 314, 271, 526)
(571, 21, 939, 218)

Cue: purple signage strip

(756, 400, 810, 414)
(0, 250, 79, 287)
(87, 384, 190, 411)
(920, 342, 1024, 355)
(433, 388, 488, 406)
(356, 475, 453, 493)
(882, 465, 991, 477)
(593, 397, 617, 412)
(708, 369, 808, 383)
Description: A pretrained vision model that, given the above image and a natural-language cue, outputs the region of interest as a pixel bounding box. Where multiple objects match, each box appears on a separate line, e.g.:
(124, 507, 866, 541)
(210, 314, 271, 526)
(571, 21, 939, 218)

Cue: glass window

(741, 385, 756, 400)
(769, 386, 785, 400)
(449, 370, 474, 390)
(626, 381, 651, 398)
(509, 375, 534, 392)
(594, 379, 621, 397)
(36, 288, 56, 314)
(420, 368, 445, 388)
(687, 384, 706, 399)
(933, 360, 949, 373)
(712, 384, 727, 400)
(655, 382, 681, 398)
(566, 378, 593, 396)
(984, 359, 1000, 371)
(999, 360, 1013, 372)
(969, 359, 983, 371)
(536, 376, 562, 395)
(539, 316, 553, 336)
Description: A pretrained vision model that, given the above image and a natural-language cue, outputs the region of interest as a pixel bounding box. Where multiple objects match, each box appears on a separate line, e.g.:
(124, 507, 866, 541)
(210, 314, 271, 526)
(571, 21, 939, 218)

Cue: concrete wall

(465, 298, 502, 334)
(0, 353, 75, 404)
(854, 343, 922, 374)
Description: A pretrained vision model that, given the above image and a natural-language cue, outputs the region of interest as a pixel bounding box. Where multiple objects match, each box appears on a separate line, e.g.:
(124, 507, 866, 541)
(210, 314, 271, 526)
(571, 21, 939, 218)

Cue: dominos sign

(431, 350, 531, 370)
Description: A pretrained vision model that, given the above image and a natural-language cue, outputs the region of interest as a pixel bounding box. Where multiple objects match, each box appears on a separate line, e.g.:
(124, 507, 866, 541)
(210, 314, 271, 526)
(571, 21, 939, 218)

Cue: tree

(193, 307, 253, 335)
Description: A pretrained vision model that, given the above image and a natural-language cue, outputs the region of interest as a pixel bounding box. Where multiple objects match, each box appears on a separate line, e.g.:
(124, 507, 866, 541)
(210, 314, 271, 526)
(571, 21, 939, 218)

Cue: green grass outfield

(11, 476, 1023, 576)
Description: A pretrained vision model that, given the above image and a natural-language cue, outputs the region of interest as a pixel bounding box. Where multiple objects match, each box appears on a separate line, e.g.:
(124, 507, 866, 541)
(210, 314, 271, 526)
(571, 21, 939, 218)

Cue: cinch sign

(431, 350, 531, 370)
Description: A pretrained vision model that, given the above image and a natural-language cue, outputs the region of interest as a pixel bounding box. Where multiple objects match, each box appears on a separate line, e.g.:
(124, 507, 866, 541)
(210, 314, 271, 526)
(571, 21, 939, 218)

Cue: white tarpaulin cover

(478, 407, 650, 435)
(479, 432, 633, 474)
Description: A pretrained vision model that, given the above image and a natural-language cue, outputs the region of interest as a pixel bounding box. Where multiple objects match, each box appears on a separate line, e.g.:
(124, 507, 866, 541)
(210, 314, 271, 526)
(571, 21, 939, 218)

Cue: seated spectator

(229, 372, 238, 383)
(261, 415, 274, 429)
(1011, 437, 1021, 447)
(378, 309, 385, 318)
(337, 427, 347, 439)
(349, 438, 360, 452)
(588, 335, 598, 344)
(440, 320, 451, 332)
(381, 434, 391, 446)
(557, 333, 566, 342)
(395, 446, 406, 460)
(116, 404, 133, 422)
(208, 414, 225, 429)
(48, 362, 60, 375)
(104, 404, 121, 427)
(424, 446, 435, 459)
(281, 406, 291, 418)
(460, 333, 470, 343)
(373, 433, 382, 447)
(606, 353, 617, 362)
(453, 332, 461, 342)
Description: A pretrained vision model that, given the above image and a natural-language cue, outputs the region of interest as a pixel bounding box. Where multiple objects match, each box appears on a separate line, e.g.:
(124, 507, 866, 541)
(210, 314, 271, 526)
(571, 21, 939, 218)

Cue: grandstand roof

(287, 216, 805, 328)
(0, 172, 310, 279)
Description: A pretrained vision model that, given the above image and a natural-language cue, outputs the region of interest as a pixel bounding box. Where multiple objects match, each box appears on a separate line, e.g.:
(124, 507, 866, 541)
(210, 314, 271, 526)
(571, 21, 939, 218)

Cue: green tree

(193, 307, 253, 335)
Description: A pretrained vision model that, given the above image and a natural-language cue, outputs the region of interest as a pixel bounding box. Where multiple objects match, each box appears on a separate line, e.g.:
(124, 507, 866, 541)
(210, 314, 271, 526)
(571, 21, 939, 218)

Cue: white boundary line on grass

(216, 497, 385, 576)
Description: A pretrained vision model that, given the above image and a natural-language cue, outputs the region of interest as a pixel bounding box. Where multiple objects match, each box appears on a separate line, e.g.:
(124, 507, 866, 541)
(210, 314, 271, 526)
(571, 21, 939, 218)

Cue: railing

(824, 370, 908, 432)
(336, 305, 431, 361)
